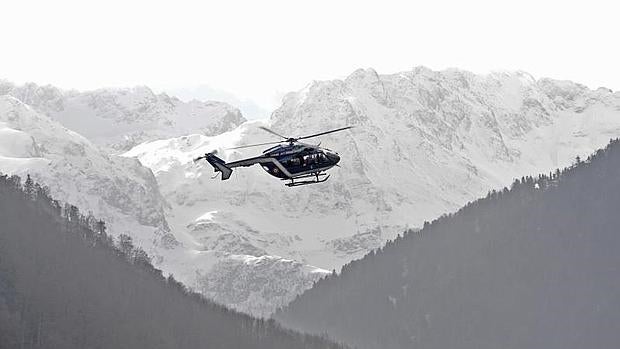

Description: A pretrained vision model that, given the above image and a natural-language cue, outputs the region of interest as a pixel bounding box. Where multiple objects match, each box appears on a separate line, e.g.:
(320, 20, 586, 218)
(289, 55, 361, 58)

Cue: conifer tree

(24, 174, 35, 199)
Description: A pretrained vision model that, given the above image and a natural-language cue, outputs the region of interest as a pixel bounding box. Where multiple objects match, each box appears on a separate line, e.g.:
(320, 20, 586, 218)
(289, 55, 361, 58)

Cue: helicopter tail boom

(203, 153, 233, 180)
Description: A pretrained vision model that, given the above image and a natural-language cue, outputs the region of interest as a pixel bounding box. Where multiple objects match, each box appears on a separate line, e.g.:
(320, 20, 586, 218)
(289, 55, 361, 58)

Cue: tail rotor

(194, 151, 233, 180)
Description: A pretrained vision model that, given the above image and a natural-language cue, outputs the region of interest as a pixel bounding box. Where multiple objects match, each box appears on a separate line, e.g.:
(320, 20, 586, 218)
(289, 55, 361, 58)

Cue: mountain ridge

(0, 80, 246, 151)
(3, 67, 620, 317)
(124, 66, 620, 315)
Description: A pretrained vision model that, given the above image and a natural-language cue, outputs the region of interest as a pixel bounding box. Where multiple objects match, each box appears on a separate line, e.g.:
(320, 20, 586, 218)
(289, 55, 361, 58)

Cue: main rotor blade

(226, 140, 284, 150)
(296, 126, 354, 140)
(259, 126, 289, 140)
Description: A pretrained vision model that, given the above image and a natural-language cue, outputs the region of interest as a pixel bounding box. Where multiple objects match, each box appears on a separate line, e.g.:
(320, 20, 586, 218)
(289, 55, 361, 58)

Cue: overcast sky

(1, 0, 617, 117)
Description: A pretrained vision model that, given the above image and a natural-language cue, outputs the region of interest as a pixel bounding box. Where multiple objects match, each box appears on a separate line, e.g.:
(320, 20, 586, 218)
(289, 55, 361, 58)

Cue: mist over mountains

(276, 139, 620, 349)
(1, 67, 620, 317)
(164, 85, 271, 120)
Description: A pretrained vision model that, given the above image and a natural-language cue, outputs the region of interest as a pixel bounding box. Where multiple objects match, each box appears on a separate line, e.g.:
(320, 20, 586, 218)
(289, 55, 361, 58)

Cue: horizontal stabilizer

(215, 162, 233, 180)
(196, 153, 233, 180)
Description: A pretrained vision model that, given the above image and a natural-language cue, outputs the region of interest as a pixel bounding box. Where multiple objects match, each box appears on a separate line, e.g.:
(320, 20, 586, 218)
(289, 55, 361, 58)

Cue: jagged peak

(596, 86, 613, 93)
(0, 80, 65, 94)
(489, 69, 536, 81)
(85, 85, 156, 100)
(0, 95, 45, 120)
(0, 94, 26, 106)
(346, 67, 380, 81)
(411, 65, 434, 75)
(0, 78, 247, 150)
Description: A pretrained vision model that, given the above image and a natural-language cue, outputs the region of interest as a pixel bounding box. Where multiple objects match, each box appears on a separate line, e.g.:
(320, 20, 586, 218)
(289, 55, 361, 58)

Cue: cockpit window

(299, 153, 328, 166)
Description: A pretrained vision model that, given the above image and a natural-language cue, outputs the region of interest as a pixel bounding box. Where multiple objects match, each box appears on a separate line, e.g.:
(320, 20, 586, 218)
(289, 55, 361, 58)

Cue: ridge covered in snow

(124, 67, 620, 314)
(3, 67, 620, 317)
(0, 81, 246, 151)
(0, 95, 168, 242)
(0, 94, 326, 317)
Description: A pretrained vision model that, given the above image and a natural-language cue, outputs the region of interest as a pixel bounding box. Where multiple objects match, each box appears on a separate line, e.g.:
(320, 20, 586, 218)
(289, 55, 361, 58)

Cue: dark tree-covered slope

(276, 139, 620, 349)
(0, 174, 345, 349)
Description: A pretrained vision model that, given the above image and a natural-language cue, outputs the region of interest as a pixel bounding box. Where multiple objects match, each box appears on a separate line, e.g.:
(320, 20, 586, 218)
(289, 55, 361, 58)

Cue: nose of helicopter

(327, 152, 340, 165)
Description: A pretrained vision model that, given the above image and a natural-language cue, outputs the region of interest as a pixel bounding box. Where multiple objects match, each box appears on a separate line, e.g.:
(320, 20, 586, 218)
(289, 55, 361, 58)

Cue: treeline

(276, 139, 620, 349)
(0, 173, 345, 349)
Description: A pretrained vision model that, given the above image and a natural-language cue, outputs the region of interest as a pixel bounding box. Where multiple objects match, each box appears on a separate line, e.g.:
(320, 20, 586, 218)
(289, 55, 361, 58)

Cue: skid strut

(285, 172, 330, 187)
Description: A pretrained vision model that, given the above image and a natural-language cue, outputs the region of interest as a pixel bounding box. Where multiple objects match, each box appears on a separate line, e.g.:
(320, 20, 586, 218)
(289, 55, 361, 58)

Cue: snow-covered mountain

(0, 94, 326, 317)
(0, 81, 245, 152)
(124, 67, 620, 315)
(0, 95, 169, 243)
(3, 68, 620, 317)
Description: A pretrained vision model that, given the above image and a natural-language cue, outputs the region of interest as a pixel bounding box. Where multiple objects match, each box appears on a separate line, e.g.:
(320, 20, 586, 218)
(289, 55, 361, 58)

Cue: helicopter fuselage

(257, 143, 341, 179)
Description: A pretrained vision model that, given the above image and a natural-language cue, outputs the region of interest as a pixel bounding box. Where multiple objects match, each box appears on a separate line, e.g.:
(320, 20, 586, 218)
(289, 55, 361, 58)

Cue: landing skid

(284, 173, 330, 187)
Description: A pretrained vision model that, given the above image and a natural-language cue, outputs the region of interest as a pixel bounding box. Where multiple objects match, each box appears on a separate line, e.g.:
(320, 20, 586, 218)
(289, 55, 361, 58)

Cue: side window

(301, 154, 315, 166)
(300, 153, 327, 166)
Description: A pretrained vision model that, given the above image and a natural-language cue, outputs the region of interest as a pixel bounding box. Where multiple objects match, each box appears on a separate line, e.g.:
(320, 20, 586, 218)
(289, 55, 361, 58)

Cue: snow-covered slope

(0, 81, 245, 151)
(124, 67, 620, 315)
(0, 95, 169, 242)
(0, 94, 326, 317)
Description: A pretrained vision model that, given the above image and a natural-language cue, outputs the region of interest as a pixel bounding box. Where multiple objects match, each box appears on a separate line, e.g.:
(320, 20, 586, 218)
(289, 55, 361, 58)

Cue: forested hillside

(0, 174, 344, 349)
(276, 139, 620, 349)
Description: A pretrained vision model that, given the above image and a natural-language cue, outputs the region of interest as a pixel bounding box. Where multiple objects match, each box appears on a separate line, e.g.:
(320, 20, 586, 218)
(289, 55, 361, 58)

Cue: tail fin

(198, 152, 233, 180)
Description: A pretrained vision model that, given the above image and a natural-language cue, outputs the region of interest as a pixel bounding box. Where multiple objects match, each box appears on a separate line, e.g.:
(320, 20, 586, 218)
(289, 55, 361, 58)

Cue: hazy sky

(1, 0, 617, 116)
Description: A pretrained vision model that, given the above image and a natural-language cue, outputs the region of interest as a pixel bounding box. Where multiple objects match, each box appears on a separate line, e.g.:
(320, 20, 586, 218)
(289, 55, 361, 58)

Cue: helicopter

(193, 126, 353, 187)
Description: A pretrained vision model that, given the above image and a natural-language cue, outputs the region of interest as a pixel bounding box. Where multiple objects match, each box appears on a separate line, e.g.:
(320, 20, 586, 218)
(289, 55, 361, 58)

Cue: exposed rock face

(197, 255, 329, 317)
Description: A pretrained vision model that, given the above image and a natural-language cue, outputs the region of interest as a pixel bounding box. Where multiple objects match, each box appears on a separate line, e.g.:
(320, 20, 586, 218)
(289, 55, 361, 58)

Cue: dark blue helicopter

(194, 126, 352, 187)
